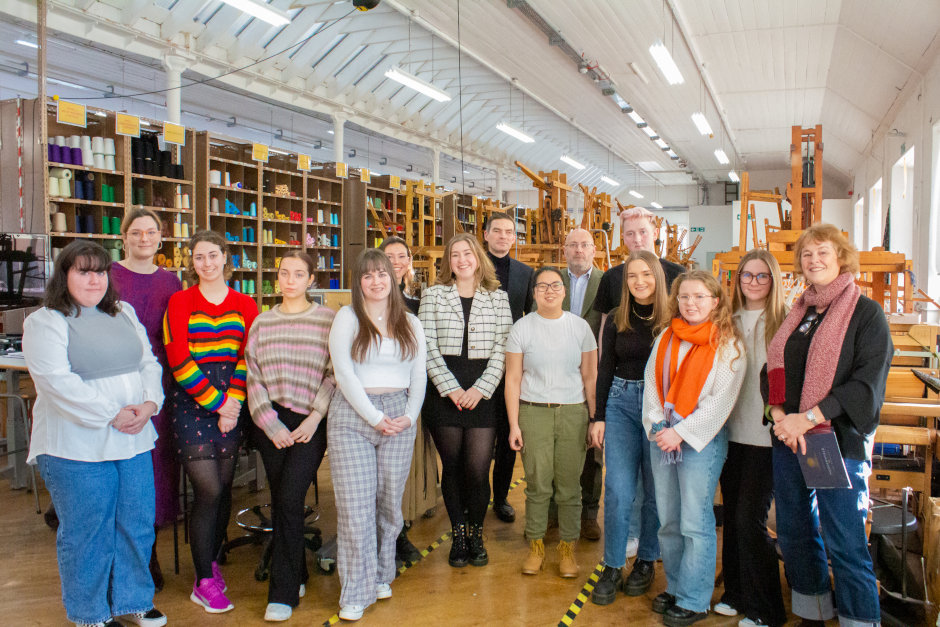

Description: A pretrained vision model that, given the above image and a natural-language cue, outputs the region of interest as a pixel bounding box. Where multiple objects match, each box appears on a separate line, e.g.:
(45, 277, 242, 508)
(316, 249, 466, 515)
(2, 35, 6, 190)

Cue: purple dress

(112, 263, 182, 527)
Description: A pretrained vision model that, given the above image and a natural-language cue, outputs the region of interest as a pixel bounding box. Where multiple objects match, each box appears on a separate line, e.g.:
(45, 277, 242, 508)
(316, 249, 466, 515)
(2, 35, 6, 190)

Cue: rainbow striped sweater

(163, 286, 259, 412)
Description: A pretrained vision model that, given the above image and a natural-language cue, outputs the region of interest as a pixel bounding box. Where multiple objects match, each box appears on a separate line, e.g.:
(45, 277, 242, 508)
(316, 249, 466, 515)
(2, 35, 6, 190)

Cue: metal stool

(0, 393, 40, 513)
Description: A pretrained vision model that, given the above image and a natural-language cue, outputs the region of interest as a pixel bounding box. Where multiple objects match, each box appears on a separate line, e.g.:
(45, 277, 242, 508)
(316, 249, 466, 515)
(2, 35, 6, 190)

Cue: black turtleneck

(488, 251, 510, 292)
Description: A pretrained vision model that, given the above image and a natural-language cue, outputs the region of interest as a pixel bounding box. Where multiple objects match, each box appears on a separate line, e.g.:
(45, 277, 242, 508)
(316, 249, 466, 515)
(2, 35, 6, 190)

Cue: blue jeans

(773, 441, 880, 627)
(650, 428, 728, 613)
(602, 378, 659, 566)
(38, 453, 156, 624)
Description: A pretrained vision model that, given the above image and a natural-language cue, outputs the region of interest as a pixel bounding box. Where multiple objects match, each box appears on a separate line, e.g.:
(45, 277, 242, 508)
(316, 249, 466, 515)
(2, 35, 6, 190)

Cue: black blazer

(506, 257, 534, 322)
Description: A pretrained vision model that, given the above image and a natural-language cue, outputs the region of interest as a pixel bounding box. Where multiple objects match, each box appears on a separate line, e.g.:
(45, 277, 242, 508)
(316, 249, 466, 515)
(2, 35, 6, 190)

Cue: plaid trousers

(328, 389, 416, 607)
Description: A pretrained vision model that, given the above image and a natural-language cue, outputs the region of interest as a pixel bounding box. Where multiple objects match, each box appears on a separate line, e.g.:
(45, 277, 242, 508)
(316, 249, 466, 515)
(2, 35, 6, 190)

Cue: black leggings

(183, 456, 238, 582)
(429, 424, 495, 526)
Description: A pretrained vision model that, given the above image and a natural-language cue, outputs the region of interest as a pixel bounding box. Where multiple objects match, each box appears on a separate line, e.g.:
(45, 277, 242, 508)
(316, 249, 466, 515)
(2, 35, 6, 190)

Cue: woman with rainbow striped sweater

(163, 230, 258, 614)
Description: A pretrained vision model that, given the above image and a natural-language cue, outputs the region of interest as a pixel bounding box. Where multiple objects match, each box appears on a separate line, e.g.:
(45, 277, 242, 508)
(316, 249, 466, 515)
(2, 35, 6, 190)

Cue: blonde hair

(663, 270, 743, 364)
(731, 249, 787, 347)
(620, 206, 656, 228)
(120, 207, 162, 235)
(793, 223, 860, 278)
(613, 250, 669, 333)
(436, 233, 500, 291)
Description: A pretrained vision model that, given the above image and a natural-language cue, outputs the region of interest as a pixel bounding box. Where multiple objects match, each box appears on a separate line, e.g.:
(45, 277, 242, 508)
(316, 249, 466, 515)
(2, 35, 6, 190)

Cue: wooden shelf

(131, 173, 193, 185)
(49, 161, 122, 176)
(49, 197, 124, 208)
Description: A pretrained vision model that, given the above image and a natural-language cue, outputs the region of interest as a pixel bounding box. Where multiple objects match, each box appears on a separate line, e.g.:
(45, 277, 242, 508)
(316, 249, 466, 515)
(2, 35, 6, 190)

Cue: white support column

(431, 147, 440, 189)
(163, 53, 188, 125)
(332, 113, 347, 165)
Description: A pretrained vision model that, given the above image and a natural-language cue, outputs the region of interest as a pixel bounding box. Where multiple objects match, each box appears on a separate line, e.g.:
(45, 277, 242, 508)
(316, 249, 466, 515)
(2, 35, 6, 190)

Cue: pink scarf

(767, 272, 860, 412)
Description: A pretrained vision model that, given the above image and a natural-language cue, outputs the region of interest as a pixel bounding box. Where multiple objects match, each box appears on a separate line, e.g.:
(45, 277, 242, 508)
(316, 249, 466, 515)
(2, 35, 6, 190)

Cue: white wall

(852, 50, 940, 321)
(689, 205, 734, 270)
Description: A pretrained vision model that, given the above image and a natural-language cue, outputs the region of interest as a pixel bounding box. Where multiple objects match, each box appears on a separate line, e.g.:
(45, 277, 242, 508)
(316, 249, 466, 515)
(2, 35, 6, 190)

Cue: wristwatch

(805, 408, 820, 426)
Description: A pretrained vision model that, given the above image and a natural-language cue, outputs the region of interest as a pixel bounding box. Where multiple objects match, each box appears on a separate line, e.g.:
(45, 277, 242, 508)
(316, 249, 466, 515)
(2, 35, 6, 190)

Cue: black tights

(183, 456, 237, 582)
(429, 425, 495, 526)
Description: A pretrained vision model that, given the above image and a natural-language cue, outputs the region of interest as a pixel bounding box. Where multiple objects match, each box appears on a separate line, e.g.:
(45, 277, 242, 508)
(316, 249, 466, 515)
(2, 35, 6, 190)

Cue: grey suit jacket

(561, 268, 602, 338)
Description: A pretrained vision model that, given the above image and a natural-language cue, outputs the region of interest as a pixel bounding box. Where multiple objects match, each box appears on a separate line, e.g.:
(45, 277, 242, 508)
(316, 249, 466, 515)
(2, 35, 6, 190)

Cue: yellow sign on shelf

(115, 113, 140, 138)
(56, 99, 87, 128)
(388, 175, 401, 189)
(163, 122, 185, 146)
(252, 143, 269, 163)
(297, 154, 311, 171)
(360, 167, 371, 183)
(335, 162, 348, 179)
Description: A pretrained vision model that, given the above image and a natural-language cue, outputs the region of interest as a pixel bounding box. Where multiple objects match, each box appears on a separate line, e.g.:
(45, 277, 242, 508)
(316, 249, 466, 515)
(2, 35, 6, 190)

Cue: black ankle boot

(448, 523, 469, 567)
(396, 524, 422, 564)
(467, 523, 488, 566)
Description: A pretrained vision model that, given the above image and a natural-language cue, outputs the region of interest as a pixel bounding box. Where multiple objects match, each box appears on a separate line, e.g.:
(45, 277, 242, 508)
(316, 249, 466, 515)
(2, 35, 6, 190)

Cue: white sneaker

(738, 619, 767, 626)
(713, 602, 739, 616)
(376, 583, 392, 599)
(299, 584, 305, 598)
(265, 603, 292, 622)
(626, 537, 639, 558)
(118, 609, 167, 627)
(339, 605, 364, 621)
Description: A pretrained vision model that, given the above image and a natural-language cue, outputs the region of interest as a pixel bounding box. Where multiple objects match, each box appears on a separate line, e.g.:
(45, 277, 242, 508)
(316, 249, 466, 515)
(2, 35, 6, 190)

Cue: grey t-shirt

(66, 305, 143, 381)
(506, 311, 597, 404)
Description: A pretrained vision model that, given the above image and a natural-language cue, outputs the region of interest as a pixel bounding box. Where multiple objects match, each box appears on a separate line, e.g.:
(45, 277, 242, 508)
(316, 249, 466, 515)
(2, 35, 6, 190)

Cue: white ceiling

(1, 0, 938, 200)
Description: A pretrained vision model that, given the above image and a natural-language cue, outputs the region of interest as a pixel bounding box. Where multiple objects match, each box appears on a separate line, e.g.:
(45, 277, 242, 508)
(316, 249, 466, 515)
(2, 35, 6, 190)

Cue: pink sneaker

(211, 561, 227, 593)
(191, 577, 234, 613)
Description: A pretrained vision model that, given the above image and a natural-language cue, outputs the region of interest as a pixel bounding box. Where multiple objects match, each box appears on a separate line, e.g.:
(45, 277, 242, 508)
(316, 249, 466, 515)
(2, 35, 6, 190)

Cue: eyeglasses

(535, 281, 564, 293)
(677, 294, 715, 304)
(127, 229, 160, 239)
(797, 311, 821, 335)
(739, 271, 771, 285)
(564, 242, 594, 250)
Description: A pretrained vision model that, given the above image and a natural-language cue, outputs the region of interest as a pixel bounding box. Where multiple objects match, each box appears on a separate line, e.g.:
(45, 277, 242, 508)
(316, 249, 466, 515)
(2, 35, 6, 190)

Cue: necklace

(632, 304, 654, 321)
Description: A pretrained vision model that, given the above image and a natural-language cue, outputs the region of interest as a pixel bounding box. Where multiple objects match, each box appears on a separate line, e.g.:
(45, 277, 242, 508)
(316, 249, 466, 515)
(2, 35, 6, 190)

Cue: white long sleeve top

(642, 331, 746, 452)
(23, 303, 164, 464)
(328, 305, 427, 426)
(727, 309, 772, 446)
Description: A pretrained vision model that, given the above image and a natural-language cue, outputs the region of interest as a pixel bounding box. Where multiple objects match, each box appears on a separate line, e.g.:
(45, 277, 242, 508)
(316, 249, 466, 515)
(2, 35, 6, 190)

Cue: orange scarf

(655, 318, 717, 420)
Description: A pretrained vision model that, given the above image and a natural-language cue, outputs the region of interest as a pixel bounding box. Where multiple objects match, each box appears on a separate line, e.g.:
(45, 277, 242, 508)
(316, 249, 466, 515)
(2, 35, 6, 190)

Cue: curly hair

(661, 270, 743, 364)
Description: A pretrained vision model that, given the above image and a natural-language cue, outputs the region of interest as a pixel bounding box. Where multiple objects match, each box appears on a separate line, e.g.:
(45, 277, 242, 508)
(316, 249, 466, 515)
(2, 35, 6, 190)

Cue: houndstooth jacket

(418, 284, 513, 399)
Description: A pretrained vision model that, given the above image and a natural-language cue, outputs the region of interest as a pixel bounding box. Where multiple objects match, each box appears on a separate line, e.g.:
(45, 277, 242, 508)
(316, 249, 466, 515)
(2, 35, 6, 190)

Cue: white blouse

(24, 303, 164, 464)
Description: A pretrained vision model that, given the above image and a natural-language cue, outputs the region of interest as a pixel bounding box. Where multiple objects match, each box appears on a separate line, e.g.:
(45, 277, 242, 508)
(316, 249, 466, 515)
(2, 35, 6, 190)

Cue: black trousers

(252, 404, 327, 607)
(719, 441, 786, 627)
(580, 447, 603, 519)
(491, 383, 515, 504)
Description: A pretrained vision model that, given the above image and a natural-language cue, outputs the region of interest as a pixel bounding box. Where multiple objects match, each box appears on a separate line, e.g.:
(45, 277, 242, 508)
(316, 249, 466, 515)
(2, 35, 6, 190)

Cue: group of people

(24, 205, 892, 627)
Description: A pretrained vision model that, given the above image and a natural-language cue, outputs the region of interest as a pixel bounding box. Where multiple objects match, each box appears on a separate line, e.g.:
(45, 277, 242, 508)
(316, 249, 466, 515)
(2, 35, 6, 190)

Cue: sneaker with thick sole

(713, 602, 738, 617)
(376, 583, 392, 599)
(211, 561, 227, 593)
(117, 609, 167, 627)
(590, 565, 623, 605)
(738, 618, 768, 626)
(264, 603, 292, 622)
(191, 578, 234, 613)
(623, 559, 655, 596)
(558, 540, 579, 578)
(75, 620, 118, 627)
(338, 605, 364, 621)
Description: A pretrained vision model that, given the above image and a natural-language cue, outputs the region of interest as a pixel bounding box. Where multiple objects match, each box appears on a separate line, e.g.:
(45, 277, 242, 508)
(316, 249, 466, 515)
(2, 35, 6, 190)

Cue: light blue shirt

(567, 267, 592, 317)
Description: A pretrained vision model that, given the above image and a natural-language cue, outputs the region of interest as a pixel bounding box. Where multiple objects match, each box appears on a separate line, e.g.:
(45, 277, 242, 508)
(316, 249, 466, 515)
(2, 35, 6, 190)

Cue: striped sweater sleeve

(225, 295, 259, 403)
(163, 292, 227, 411)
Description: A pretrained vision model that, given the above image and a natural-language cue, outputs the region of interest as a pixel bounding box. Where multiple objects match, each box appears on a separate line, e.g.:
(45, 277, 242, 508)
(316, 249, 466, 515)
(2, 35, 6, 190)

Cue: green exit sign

(690, 226, 705, 232)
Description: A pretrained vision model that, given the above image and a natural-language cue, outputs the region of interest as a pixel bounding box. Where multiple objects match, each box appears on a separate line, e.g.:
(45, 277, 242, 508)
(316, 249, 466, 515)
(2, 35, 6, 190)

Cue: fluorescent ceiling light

(219, 0, 291, 27)
(47, 77, 89, 90)
(15, 39, 38, 49)
(94, 111, 107, 118)
(654, 138, 669, 149)
(629, 190, 644, 199)
(642, 126, 657, 138)
(728, 170, 740, 182)
(714, 149, 730, 164)
(627, 110, 645, 125)
(139, 120, 150, 126)
(666, 149, 678, 159)
(327, 130, 334, 134)
(651, 201, 663, 209)
(384, 66, 451, 102)
(496, 122, 534, 143)
(600, 176, 619, 186)
(691, 112, 713, 136)
(649, 40, 684, 85)
(612, 93, 630, 109)
(560, 155, 585, 170)
(637, 161, 663, 171)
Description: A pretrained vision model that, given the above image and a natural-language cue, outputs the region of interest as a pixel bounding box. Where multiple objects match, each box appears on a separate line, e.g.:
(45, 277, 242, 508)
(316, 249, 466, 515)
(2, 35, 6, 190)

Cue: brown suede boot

(558, 540, 579, 578)
(522, 539, 544, 574)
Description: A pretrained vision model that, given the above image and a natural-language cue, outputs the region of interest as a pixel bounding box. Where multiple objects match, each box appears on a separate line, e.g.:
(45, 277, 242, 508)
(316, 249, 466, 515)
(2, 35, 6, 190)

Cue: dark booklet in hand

(798, 427, 851, 489)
